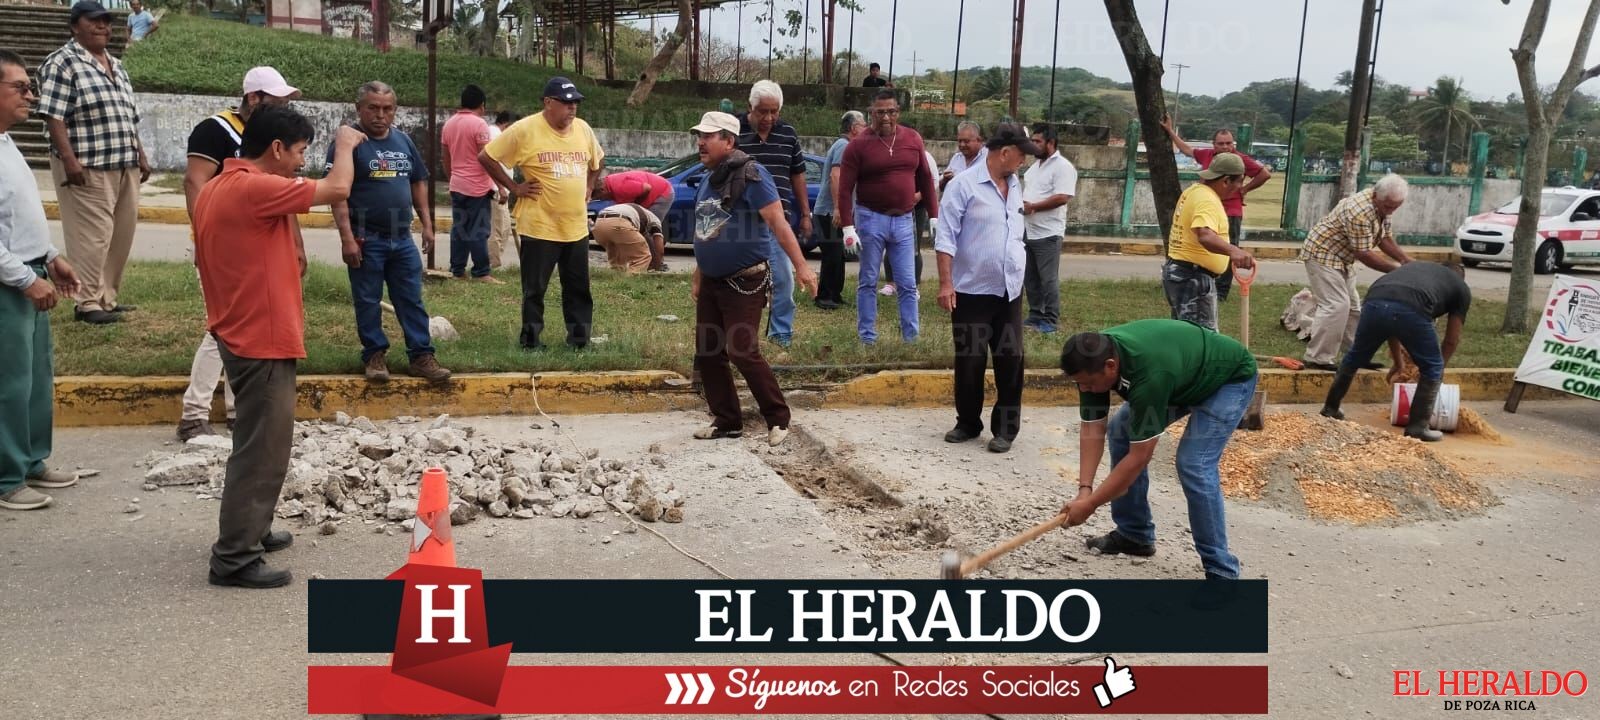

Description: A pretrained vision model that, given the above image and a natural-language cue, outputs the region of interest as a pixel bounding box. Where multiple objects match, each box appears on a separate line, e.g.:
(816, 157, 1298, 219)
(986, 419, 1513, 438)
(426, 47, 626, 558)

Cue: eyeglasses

(2, 80, 38, 97)
(871, 108, 900, 117)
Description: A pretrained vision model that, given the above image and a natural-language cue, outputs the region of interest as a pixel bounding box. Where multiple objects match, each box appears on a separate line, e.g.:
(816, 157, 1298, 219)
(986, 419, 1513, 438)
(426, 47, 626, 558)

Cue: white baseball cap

(242, 66, 301, 99)
(690, 111, 740, 136)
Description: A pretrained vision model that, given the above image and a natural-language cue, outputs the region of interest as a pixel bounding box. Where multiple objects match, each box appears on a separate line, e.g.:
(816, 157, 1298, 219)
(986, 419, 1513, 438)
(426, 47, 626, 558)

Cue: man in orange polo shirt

(192, 105, 364, 589)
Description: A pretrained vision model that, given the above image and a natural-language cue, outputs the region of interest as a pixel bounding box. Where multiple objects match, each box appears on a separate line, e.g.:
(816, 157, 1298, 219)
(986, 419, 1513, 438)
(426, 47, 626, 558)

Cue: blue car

(588, 152, 827, 252)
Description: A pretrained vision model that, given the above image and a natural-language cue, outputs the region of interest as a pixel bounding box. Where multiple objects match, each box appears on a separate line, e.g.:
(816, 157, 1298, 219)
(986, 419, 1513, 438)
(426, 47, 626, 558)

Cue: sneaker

(407, 353, 452, 382)
(986, 436, 1013, 453)
(208, 558, 293, 589)
(769, 335, 792, 349)
(474, 275, 506, 285)
(0, 486, 52, 510)
(364, 351, 390, 382)
(944, 426, 980, 443)
(768, 426, 789, 447)
(879, 284, 897, 296)
(1032, 323, 1057, 334)
(26, 469, 78, 489)
(177, 418, 216, 442)
(693, 424, 742, 440)
(262, 529, 293, 553)
(74, 308, 119, 324)
(1084, 530, 1157, 557)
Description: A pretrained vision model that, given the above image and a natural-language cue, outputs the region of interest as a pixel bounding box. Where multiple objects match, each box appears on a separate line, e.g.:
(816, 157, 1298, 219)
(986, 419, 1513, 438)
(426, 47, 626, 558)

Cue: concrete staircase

(2, 2, 130, 169)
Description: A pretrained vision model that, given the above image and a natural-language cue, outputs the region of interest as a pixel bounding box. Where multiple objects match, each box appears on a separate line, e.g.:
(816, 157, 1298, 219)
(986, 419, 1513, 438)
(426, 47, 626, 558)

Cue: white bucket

(1390, 383, 1461, 432)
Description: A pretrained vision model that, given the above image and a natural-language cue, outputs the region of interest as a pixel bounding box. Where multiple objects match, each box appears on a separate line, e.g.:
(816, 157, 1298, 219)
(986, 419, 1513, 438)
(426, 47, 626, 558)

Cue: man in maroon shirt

(837, 90, 939, 345)
(1159, 115, 1271, 301)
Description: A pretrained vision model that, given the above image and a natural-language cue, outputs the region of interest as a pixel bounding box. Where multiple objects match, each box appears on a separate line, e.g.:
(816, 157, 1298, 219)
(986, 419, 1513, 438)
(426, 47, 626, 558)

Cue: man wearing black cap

(934, 123, 1037, 454)
(480, 77, 605, 350)
(37, 1, 150, 325)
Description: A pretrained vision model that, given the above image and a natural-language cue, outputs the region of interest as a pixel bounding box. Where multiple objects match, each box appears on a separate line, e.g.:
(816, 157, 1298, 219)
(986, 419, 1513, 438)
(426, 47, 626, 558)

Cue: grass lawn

(50, 261, 1535, 378)
(124, 16, 844, 137)
(1242, 173, 1286, 231)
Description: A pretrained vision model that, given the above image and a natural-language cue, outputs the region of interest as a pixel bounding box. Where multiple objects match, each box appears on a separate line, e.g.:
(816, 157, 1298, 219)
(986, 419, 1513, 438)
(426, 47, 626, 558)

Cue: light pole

(1169, 62, 1190, 127)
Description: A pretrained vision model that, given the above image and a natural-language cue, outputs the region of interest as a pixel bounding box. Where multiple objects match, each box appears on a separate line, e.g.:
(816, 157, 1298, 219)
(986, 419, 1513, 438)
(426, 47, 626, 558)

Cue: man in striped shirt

(738, 80, 810, 348)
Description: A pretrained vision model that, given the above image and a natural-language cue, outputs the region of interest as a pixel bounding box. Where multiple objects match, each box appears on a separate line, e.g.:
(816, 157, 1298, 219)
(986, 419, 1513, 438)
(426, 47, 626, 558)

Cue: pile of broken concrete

(140, 414, 685, 528)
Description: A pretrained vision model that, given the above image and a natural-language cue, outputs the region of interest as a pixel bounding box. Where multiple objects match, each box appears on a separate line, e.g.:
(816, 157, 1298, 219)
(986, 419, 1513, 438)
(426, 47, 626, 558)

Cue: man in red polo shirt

(1159, 115, 1271, 301)
(192, 105, 364, 589)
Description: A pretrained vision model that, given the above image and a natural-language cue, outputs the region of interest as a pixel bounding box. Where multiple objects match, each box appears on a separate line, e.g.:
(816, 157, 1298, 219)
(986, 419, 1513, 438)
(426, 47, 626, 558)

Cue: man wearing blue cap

(480, 77, 605, 350)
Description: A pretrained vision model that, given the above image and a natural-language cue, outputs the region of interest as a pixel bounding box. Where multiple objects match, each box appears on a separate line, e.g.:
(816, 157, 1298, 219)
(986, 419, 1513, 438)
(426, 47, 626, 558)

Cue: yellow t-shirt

(484, 113, 604, 242)
(1167, 183, 1231, 275)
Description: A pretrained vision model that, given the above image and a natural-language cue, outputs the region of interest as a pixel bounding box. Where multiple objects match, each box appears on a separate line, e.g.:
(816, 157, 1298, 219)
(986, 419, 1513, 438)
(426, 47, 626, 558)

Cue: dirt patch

(1454, 407, 1505, 443)
(1214, 411, 1498, 524)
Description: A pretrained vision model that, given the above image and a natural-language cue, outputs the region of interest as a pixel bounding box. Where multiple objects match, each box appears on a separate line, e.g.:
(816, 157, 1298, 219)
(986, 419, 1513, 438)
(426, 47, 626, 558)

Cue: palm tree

(970, 67, 1007, 102)
(1415, 77, 1479, 172)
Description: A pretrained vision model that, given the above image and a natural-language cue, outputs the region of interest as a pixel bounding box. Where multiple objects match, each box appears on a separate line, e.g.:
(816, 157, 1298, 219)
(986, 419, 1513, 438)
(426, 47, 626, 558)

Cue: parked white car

(1456, 187, 1600, 274)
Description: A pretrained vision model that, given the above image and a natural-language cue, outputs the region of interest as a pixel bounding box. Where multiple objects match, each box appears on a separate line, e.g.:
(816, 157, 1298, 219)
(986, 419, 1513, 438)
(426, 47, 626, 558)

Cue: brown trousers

(695, 271, 790, 431)
(50, 160, 139, 312)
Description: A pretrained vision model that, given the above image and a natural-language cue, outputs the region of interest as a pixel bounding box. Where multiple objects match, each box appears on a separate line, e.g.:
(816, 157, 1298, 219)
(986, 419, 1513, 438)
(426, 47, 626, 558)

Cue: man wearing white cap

(686, 111, 817, 447)
(174, 66, 301, 442)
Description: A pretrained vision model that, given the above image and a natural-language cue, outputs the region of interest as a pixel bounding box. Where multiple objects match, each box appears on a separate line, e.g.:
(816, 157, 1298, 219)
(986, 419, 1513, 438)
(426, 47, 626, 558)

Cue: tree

(1415, 77, 1479, 170)
(1103, 0, 1180, 243)
(473, 0, 501, 57)
(970, 67, 1008, 102)
(627, 0, 693, 107)
(1502, 0, 1600, 334)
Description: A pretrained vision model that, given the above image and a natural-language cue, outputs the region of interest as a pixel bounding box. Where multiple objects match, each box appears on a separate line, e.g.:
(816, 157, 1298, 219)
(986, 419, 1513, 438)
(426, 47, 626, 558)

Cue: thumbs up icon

(1092, 656, 1136, 708)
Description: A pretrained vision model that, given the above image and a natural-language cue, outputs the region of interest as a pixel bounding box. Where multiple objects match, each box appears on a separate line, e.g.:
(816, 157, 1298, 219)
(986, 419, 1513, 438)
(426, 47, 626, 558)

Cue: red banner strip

(308, 664, 1267, 715)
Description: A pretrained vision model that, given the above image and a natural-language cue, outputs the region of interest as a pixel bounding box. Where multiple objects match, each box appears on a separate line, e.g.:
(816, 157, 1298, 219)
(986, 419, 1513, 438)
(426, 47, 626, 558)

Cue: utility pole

(1009, 0, 1025, 119)
(908, 51, 921, 106)
(1169, 62, 1190, 128)
(1341, 0, 1378, 197)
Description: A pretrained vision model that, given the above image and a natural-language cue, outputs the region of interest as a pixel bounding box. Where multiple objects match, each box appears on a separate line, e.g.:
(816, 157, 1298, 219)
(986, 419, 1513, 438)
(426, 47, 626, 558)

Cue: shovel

(380, 301, 460, 342)
(1233, 262, 1267, 431)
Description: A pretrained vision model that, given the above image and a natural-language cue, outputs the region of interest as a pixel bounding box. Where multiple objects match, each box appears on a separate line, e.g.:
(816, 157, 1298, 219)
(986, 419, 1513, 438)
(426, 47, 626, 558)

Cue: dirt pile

(1216, 412, 1498, 524)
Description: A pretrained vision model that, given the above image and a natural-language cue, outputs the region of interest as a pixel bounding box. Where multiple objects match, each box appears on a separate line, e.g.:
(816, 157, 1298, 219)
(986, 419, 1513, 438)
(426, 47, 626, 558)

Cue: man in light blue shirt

(935, 123, 1036, 454)
(0, 50, 82, 510)
(813, 110, 864, 309)
(127, 1, 158, 41)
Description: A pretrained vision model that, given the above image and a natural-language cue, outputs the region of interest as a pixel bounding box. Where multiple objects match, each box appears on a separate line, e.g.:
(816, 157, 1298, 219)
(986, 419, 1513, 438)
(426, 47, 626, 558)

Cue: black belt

(1166, 259, 1221, 279)
(23, 255, 48, 266)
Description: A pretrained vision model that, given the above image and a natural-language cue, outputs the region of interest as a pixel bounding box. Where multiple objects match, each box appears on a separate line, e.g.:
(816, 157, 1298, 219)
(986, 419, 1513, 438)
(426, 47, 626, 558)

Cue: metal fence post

(1281, 125, 1307, 235)
(1467, 131, 1490, 215)
(1120, 120, 1140, 231)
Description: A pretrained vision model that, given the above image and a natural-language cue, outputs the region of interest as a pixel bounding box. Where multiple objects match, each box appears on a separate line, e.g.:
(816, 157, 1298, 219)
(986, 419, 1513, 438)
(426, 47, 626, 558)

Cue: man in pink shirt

(440, 84, 501, 283)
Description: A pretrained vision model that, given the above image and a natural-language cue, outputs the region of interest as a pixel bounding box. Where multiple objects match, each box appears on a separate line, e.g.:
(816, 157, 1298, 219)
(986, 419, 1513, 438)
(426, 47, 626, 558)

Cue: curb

(52, 368, 1550, 428)
(41, 201, 455, 233)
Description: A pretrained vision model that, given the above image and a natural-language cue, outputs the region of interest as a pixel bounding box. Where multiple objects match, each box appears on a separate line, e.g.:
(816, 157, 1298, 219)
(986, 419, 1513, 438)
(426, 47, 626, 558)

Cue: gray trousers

(211, 338, 297, 576)
(1023, 235, 1063, 326)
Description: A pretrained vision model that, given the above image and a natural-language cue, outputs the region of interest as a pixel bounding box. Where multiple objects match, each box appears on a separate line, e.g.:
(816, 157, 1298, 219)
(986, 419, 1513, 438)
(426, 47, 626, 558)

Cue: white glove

(841, 225, 860, 251)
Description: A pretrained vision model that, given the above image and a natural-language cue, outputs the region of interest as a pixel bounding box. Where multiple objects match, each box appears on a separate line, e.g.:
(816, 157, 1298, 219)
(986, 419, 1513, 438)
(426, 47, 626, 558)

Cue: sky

(629, 0, 1600, 101)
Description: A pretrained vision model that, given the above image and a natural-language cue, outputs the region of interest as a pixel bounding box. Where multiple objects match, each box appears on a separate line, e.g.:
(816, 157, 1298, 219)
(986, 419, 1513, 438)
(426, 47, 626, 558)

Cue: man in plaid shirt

(37, 1, 150, 325)
(1299, 174, 1413, 370)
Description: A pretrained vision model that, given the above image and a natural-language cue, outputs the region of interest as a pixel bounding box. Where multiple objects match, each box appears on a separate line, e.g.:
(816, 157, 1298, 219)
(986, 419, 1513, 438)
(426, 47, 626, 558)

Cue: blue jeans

(855, 206, 919, 342)
(1339, 298, 1445, 382)
(450, 190, 493, 278)
(1106, 375, 1257, 578)
(349, 233, 435, 363)
(766, 234, 795, 343)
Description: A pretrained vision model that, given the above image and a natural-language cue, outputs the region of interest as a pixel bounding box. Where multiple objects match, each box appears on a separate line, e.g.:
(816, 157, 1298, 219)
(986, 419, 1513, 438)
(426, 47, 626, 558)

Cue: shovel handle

(1232, 261, 1257, 297)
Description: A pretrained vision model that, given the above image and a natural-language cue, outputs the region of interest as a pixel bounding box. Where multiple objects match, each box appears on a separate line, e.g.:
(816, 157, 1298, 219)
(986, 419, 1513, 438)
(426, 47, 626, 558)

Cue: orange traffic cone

(404, 467, 456, 568)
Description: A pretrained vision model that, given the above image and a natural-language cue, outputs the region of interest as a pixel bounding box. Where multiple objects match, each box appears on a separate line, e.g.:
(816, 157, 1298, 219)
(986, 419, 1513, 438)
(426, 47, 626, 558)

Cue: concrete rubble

(138, 414, 686, 528)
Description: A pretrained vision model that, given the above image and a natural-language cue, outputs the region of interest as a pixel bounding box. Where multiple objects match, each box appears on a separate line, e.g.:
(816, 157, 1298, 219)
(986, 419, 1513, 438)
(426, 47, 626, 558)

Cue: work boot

(177, 418, 216, 442)
(1405, 378, 1445, 442)
(407, 353, 452, 382)
(207, 558, 292, 589)
(364, 351, 389, 383)
(262, 529, 293, 553)
(1320, 366, 1358, 421)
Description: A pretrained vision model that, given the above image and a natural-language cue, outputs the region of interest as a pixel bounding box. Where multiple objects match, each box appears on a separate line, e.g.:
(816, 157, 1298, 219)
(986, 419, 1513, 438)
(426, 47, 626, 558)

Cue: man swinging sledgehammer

(1059, 319, 1259, 580)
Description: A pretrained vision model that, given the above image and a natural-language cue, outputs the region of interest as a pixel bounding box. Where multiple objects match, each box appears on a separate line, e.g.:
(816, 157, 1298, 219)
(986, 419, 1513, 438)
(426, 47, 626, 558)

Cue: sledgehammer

(941, 513, 1069, 579)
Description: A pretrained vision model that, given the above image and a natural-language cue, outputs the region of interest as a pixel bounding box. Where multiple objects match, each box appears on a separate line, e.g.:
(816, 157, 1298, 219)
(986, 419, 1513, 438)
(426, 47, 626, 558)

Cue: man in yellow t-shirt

(1163, 152, 1254, 331)
(479, 76, 605, 350)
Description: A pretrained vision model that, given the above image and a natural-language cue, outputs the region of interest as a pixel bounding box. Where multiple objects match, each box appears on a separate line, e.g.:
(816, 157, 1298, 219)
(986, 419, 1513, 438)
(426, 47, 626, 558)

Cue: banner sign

(1514, 274, 1600, 401)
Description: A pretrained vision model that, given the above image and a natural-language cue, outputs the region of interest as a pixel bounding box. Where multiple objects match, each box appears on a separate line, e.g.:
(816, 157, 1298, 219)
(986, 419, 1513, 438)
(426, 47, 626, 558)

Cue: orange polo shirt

(193, 158, 317, 359)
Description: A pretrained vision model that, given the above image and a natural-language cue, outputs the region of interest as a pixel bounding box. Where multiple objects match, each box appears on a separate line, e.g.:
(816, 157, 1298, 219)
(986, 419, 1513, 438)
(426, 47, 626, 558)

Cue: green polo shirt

(1079, 319, 1258, 441)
